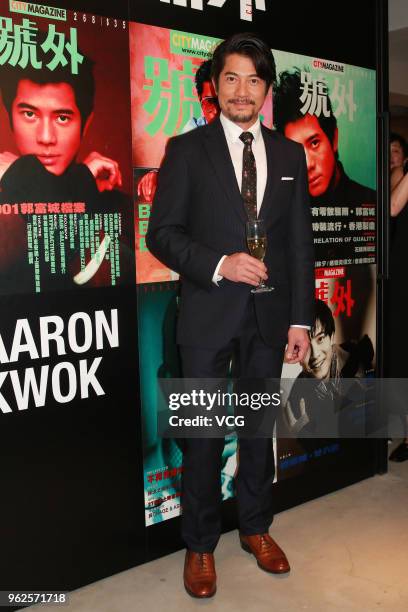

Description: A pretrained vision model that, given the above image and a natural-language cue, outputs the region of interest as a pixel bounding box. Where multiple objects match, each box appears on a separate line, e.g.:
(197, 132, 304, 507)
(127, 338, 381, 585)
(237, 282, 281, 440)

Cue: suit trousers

(179, 297, 285, 552)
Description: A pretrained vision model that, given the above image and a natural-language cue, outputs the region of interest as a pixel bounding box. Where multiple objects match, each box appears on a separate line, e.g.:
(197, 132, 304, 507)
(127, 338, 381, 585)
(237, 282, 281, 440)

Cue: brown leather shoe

(240, 533, 290, 574)
(183, 551, 216, 598)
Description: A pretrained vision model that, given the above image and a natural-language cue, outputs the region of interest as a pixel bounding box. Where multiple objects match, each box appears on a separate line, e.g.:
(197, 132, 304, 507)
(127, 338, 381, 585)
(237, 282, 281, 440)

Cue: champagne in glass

(246, 219, 274, 294)
(247, 236, 267, 261)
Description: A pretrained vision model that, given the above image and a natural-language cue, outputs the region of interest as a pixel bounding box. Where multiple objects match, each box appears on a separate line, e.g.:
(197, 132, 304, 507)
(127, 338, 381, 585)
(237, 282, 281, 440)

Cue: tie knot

(240, 131, 254, 146)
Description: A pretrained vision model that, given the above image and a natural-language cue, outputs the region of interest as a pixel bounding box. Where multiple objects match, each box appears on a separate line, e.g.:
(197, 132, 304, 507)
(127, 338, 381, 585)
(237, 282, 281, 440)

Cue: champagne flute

(246, 219, 274, 294)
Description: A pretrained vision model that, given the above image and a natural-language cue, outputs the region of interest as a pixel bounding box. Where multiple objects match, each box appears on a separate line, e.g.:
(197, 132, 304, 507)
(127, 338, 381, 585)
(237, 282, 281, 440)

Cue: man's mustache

(228, 98, 255, 105)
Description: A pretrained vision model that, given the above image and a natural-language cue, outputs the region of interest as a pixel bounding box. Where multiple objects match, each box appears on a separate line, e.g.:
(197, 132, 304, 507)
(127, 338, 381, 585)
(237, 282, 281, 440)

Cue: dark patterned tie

(239, 131, 257, 220)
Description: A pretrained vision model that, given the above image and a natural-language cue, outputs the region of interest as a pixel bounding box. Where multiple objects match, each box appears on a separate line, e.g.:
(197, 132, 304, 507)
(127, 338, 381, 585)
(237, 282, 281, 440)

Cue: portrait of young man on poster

(273, 69, 376, 206)
(137, 58, 220, 204)
(284, 298, 375, 437)
(135, 56, 221, 283)
(0, 26, 133, 294)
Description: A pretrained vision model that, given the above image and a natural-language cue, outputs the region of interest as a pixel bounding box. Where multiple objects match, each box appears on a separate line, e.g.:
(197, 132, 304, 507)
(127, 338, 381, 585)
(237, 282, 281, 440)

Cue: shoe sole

(184, 583, 216, 598)
(240, 541, 290, 574)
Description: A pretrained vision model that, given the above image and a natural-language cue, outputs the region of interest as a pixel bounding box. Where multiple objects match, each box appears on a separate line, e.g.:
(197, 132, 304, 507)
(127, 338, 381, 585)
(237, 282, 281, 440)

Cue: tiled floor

(30, 442, 408, 612)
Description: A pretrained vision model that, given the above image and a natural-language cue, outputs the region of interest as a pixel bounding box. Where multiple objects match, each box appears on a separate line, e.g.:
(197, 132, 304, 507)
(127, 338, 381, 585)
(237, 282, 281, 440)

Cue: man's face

(284, 114, 338, 198)
(213, 53, 268, 129)
(199, 81, 219, 124)
(11, 79, 83, 176)
(306, 320, 333, 380)
(390, 141, 405, 171)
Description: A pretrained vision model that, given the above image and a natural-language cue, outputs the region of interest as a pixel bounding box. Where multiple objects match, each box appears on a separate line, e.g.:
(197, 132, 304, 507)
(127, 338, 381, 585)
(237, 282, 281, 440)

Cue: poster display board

(0, 4, 134, 294)
(0, 2, 143, 594)
(132, 32, 377, 526)
(273, 50, 376, 268)
(278, 264, 376, 480)
(0, 0, 383, 594)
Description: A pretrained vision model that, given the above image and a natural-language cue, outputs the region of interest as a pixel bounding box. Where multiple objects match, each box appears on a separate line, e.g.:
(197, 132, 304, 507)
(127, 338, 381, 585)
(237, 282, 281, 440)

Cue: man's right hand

(137, 170, 158, 203)
(219, 252, 267, 286)
(0, 151, 18, 181)
(83, 151, 122, 192)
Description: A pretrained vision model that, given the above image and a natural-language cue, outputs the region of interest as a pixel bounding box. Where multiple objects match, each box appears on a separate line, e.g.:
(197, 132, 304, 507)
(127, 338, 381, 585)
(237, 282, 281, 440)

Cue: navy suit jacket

(146, 116, 315, 349)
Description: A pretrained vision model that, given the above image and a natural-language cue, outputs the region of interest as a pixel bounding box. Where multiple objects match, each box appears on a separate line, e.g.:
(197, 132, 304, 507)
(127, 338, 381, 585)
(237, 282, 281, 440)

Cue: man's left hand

(284, 327, 310, 364)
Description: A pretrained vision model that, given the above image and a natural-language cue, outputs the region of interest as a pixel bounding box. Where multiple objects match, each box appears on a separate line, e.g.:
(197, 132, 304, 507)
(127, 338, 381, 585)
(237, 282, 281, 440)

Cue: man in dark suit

(146, 33, 314, 598)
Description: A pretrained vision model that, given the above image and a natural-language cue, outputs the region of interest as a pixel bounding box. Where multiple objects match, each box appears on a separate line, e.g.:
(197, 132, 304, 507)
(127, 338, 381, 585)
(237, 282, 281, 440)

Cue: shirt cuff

(212, 255, 227, 286)
(290, 324, 311, 330)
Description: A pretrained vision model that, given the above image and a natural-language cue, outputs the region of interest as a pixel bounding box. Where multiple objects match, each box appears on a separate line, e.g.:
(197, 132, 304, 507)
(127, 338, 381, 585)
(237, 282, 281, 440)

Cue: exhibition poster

(0, 6, 135, 294)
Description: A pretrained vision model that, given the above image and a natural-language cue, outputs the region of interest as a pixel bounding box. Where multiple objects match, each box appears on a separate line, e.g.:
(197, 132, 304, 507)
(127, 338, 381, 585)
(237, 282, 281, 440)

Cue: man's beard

(227, 110, 256, 124)
(225, 98, 256, 124)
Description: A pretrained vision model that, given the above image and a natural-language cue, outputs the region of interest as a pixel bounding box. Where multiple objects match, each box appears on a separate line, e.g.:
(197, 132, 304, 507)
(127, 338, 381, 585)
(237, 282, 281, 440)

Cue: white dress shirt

(211, 112, 310, 331)
(212, 113, 266, 284)
(220, 112, 267, 209)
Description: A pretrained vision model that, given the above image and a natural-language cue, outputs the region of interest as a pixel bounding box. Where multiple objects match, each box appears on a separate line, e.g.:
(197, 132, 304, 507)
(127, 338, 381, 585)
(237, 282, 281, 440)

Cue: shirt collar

(220, 112, 261, 144)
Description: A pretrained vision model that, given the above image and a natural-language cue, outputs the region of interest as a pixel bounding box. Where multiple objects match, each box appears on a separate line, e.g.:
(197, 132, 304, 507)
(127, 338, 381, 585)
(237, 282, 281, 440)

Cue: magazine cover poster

(272, 50, 376, 267)
(277, 264, 376, 481)
(138, 282, 237, 526)
(0, 4, 134, 295)
(137, 282, 182, 525)
(134, 167, 179, 284)
(130, 22, 272, 284)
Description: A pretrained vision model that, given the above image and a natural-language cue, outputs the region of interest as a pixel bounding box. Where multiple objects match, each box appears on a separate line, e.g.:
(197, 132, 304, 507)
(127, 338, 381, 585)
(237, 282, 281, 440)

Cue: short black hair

(274, 68, 337, 149)
(390, 132, 408, 157)
(211, 32, 276, 92)
(311, 299, 335, 339)
(195, 59, 212, 98)
(0, 30, 95, 130)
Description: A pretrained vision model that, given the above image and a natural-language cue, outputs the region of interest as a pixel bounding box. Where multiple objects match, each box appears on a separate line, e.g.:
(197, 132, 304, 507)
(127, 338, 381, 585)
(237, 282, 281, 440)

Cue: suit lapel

(258, 125, 280, 222)
(202, 117, 248, 224)
(201, 120, 287, 225)
(258, 126, 288, 225)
